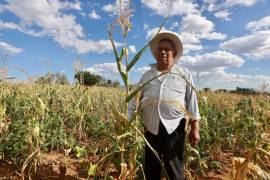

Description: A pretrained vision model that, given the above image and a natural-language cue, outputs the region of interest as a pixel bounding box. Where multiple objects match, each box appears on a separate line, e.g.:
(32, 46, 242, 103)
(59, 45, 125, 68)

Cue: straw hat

(150, 32, 183, 61)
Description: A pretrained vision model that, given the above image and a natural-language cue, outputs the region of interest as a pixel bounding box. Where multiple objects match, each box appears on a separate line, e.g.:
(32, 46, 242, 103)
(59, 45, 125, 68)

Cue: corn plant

(92, 0, 202, 179)
(1, 82, 270, 178)
(83, 0, 168, 178)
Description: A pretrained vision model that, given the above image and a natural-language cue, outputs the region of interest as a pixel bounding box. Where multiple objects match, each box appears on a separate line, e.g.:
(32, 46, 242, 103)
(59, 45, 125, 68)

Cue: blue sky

(0, 0, 270, 91)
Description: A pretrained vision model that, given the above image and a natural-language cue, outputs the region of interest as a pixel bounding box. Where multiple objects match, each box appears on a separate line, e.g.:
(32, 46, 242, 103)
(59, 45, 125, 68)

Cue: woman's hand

(189, 120, 200, 147)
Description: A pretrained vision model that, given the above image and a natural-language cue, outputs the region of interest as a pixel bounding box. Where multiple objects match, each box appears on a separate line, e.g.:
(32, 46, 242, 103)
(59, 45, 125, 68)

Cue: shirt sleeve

(127, 74, 145, 121)
(185, 72, 201, 121)
(127, 94, 137, 121)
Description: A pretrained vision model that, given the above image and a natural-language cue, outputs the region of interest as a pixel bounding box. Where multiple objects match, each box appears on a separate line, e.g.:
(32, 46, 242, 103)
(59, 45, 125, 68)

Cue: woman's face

(155, 40, 176, 71)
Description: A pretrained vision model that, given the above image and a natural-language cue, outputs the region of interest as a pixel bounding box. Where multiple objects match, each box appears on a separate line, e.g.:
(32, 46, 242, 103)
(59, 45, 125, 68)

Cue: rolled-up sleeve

(127, 74, 146, 121)
(128, 95, 137, 121)
(185, 72, 201, 121)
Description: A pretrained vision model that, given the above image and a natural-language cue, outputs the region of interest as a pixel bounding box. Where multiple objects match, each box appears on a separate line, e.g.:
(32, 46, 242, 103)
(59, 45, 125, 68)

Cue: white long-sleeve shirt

(128, 63, 200, 135)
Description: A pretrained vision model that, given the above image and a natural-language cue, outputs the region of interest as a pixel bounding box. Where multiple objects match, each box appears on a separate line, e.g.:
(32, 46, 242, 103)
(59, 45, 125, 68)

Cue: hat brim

(150, 32, 183, 61)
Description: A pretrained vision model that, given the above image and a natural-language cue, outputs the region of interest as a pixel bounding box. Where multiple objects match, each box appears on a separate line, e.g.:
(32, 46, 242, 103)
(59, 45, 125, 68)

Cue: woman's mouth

(161, 57, 167, 60)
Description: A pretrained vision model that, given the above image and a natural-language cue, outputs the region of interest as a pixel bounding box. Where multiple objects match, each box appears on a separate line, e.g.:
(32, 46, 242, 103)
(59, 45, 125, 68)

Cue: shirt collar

(149, 62, 178, 72)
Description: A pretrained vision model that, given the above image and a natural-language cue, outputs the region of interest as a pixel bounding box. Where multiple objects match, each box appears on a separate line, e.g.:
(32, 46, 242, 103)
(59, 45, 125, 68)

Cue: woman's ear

(174, 51, 177, 57)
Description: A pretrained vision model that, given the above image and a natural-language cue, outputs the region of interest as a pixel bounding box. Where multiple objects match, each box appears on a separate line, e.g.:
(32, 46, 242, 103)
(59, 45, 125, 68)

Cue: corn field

(0, 82, 269, 179)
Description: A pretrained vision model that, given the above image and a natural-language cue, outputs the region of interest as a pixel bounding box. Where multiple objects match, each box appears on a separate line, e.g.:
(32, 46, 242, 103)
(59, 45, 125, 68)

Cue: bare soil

(0, 152, 232, 180)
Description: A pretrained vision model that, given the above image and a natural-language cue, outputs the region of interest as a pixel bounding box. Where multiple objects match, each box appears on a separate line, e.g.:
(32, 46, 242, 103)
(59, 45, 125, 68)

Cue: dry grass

(1, 82, 270, 179)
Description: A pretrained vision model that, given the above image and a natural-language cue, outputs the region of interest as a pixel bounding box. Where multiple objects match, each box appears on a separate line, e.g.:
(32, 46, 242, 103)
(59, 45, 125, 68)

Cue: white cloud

(144, 23, 149, 30)
(85, 63, 120, 78)
(4, 0, 82, 23)
(181, 14, 214, 33)
(102, 4, 114, 13)
(0, 21, 21, 30)
(202, 0, 259, 22)
(102, 0, 133, 16)
(192, 70, 256, 91)
(220, 30, 270, 60)
(146, 27, 162, 40)
(214, 10, 231, 21)
(183, 44, 203, 53)
(0, 41, 23, 55)
(202, 0, 221, 12)
(134, 66, 151, 74)
(170, 21, 180, 30)
(88, 10, 101, 20)
(179, 32, 204, 53)
(0, 21, 44, 36)
(179, 32, 200, 44)
(146, 14, 226, 54)
(146, 14, 227, 42)
(180, 14, 226, 40)
(68, 1, 81, 10)
(141, 0, 198, 17)
(198, 32, 227, 40)
(1, 0, 117, 54)
(67, 39, 121, 54)
(181, 50, 244, 72)
(254, 75, 270, 82)
(246, 16, 270, 32)
(196, 68, 270, 91)
(129, 45, 136, 53)
(203, 0, 259, 11)
(221, 16, 270, 60)
(224, 0, 259, 7)
(197, 69, 252, 84)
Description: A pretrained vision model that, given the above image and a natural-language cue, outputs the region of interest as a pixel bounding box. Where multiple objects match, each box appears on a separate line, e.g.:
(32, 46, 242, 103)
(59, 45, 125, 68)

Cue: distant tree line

(34, 72, 268, 93)
(34, 71, 121, 87)
(231, 87, 257, 95)
(35, 72, 69, 85)
(74, 71, 120, 87)
(202, 87, 266, 95)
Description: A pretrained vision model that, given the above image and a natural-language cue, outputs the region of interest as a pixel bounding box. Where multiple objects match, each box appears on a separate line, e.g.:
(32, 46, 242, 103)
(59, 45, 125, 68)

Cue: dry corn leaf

(232, 157, 270, 180)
